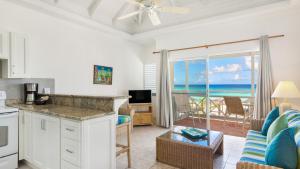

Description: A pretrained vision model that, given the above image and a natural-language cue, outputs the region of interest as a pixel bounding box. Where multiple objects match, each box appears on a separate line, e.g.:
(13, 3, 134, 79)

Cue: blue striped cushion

(240, 130, 267, 165)
(285, 110, 300, 127)
(117, 115, 131, 125)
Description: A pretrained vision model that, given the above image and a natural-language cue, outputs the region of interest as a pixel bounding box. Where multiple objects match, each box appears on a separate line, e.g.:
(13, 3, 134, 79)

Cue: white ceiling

(21, 0, 289, 34)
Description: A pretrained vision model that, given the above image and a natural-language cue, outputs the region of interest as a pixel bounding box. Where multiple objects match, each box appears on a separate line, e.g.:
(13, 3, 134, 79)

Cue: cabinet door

(23, 111, 32, 162)
(31, 114, 47, 169)
(18, 110, 24, 161)
(31, 113, 60, 169)
(0, 31, 9, 59)
(9, 32, 28, 78)
(44, 115, 60, 169)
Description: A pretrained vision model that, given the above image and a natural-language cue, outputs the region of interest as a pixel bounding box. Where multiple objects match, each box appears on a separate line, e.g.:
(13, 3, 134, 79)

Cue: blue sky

(173, 56, 258, 85)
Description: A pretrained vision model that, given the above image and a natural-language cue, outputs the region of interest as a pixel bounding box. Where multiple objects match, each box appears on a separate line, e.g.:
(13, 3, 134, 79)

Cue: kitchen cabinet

(18, 110, 24, 161)
(23, 111, 32, 162)
(0, 31, 10, 59)
(20, 111, 116, 169)
(20, 112, 60, 169)
(9, 32, 28, 78)
(0, 31, 29, 78)
(31, 113, 60, 169)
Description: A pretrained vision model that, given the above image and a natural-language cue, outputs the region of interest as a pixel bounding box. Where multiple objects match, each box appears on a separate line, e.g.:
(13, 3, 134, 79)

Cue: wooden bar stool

(116, 115, 132, 168)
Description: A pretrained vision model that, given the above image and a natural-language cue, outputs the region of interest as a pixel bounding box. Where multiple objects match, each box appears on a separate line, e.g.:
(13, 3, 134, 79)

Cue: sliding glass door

(170, 52, 259, 133)
(171, 58, 210, 129)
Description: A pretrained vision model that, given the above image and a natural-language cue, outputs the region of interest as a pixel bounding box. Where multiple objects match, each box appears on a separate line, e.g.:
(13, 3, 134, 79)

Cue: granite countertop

(8, 104, 115, 121)
(42, 93, 131, 99)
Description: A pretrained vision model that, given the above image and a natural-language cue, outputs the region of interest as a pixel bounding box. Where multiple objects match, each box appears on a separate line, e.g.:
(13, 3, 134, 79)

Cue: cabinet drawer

(61, 119, 81, 141)
(61, 160, 80, 169)
(61, 138, 81, 167)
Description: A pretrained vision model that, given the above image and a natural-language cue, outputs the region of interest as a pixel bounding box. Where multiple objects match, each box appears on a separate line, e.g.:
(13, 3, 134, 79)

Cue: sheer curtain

(253, 35, 274, 119)
(157, 50, 173, 128)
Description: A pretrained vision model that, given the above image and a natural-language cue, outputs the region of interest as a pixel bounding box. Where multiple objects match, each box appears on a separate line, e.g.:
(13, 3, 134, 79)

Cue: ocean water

(174, 84, 254, 97)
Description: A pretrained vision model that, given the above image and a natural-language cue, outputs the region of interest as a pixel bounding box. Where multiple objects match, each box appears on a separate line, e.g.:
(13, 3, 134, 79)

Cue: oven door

(0, 112, 18, 158)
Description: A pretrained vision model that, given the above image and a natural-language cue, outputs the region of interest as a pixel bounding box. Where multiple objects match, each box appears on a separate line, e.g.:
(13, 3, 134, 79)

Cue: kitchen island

(9, 94, 129, 169)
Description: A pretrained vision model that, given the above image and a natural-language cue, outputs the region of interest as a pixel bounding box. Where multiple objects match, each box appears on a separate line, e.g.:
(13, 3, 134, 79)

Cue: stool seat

(117, 115, 131, 125)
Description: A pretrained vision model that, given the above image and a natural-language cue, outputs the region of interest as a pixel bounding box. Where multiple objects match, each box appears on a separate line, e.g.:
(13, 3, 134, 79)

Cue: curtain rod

(153, 34, 285, 54)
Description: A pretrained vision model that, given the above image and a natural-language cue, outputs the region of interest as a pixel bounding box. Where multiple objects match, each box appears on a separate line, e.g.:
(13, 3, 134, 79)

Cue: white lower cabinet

(23, 111, 32, 162)
(20, 112, 60, 169)
(31, 114, 60, 169)
(20, 111, 116, 169)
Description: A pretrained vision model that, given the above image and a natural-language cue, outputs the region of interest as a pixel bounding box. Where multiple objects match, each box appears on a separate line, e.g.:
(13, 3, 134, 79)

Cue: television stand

(128, 103, 153, 126)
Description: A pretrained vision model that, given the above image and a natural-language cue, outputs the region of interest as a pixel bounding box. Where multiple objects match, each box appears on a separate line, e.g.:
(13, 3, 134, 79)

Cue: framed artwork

(93, 65, 113, 85)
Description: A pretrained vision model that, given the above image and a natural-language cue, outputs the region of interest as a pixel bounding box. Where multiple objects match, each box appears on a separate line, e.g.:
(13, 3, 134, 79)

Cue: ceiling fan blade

(117, 11, 142, 20)
(148, 10, 161, 26)
(126, 0, 141, 5)
(153, 0, 161, 5)
(158, 6, 190, 14)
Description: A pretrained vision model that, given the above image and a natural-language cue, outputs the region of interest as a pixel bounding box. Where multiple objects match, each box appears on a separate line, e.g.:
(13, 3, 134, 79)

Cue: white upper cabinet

(9, 32, 28, 78)
(0, 31, 29, 78)
(0, 31, 10, 59)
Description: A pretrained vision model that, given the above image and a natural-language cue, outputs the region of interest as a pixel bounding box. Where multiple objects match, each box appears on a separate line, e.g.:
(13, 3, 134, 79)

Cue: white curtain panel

(157, 49, 173, 128)
(253, 35, 274, 119)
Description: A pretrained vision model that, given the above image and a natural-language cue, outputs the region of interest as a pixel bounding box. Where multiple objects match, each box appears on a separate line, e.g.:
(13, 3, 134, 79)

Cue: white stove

(0, 91, 18, 169)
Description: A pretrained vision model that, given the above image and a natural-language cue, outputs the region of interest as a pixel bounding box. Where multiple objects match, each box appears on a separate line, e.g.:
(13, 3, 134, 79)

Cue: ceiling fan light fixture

(148, 10, 161, 26)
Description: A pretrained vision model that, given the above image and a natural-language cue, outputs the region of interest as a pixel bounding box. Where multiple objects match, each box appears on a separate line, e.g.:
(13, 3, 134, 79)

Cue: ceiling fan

(117, 0, 190, 26)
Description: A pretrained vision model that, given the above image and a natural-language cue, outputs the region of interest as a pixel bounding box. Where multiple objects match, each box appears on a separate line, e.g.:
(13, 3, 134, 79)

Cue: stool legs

(127, 122, 131, 168)
(116, 122, 132, 168)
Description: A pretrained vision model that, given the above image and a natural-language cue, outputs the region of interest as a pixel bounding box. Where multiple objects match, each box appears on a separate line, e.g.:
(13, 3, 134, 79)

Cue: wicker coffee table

(156, 126, 223, 169)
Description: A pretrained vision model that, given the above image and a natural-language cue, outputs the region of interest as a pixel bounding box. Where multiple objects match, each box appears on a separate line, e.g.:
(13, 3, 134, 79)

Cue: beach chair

(223, 96, 251, 128)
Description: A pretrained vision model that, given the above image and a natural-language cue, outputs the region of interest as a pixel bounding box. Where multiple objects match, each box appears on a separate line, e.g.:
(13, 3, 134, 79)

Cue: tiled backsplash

(0, 78, 55, 100)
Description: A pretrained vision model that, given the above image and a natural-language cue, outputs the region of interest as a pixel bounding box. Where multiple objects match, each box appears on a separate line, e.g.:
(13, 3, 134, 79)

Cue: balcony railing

(172, 91, 254, 122)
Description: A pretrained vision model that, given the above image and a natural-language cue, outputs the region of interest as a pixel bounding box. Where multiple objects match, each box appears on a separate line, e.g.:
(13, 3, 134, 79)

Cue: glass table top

(158, 126, 223, 148)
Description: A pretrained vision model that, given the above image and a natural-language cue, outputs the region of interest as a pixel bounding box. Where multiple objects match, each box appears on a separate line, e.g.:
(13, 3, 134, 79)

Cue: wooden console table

(128, 103, 153, 126)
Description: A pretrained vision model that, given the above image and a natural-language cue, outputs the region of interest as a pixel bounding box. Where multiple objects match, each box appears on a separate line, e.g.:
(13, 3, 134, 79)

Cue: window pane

(173, 61, 186, 91)
(209, 56, 252, 97)
(188, 60, 207, 95)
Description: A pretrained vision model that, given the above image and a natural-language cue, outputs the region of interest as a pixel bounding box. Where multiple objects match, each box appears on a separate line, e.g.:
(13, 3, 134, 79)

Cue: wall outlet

(43, 88, 51, 94)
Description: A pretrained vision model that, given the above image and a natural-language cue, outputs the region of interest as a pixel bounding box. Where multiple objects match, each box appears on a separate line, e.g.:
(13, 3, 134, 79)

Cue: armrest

(237, 162, 283, 169)
(250, 119, 265, 131)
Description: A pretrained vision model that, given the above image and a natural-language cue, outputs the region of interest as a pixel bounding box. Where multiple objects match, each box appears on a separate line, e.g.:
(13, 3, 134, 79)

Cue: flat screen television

(129, 90, 152, 104)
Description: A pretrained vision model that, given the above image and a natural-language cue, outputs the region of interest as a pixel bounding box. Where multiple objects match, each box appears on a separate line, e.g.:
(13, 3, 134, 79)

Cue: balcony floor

(174, 117, 250, 137)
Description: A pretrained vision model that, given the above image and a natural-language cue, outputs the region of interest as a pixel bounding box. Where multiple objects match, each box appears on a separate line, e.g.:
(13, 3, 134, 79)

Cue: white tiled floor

(19, 126, 245, 169)
(117, 126, 245, 169)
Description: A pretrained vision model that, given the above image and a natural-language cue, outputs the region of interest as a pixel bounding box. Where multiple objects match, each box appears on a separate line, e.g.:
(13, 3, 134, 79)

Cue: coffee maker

(24, 83, 38, 104)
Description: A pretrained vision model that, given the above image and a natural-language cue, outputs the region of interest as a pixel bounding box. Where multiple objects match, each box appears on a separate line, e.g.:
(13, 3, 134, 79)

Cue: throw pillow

(261, 107, 280, 136)
(265, 127, 298, 169)
(266, 114, 288, 144)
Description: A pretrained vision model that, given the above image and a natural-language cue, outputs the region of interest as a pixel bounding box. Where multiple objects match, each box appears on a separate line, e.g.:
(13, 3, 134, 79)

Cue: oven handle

(0, 112, 17, 118)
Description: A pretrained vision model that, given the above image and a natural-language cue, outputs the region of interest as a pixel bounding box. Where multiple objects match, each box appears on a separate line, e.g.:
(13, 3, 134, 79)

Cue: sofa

(237, 109, 300, 169)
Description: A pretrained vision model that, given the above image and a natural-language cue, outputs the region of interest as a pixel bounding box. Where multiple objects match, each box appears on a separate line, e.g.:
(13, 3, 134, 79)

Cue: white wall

(0, 1, 144, 96)
(143, 1, 300, 106)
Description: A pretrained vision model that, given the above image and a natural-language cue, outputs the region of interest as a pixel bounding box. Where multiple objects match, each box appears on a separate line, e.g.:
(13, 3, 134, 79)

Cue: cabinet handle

(41, 119, 46, 130)
(22, 113, 25, 124)
(65, 149, 74, 154)
(66, 128, 74, 132)
(41, 119, 43, 130)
